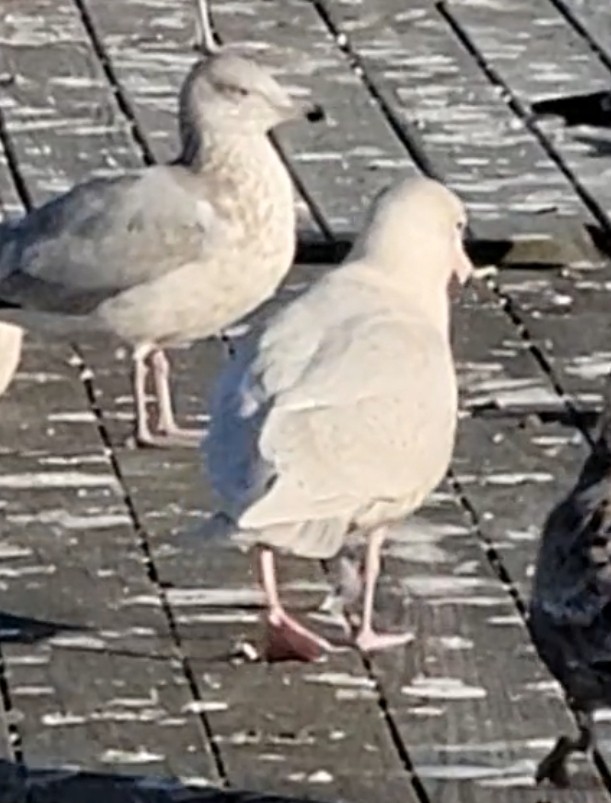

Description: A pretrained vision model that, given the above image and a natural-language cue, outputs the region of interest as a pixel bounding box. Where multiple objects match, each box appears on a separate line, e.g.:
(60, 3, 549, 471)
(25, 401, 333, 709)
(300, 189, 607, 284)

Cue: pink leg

(258, 547, 332, 662)
(132, 344, 159, 447)
(354, 526, 413, 653)
(149, 349, 203, 446)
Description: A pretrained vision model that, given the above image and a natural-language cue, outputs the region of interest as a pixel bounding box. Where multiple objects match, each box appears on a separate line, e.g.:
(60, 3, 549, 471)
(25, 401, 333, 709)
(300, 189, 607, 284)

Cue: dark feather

(530, 374, 611, 708)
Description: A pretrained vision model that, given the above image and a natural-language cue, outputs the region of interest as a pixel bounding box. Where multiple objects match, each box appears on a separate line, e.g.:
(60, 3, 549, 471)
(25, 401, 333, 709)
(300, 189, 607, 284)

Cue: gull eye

(218, 82, 250, 99)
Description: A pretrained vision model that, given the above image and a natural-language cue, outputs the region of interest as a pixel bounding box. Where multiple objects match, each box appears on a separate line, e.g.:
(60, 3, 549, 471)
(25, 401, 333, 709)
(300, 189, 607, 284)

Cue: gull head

(358, 177, 473, 290)
(179, 53, 324, 139)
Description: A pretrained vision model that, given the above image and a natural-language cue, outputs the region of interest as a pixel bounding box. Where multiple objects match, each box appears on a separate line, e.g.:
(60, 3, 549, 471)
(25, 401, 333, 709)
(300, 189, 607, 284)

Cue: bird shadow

(294, 232, 518, 267)
(294, 230, 599, 270)
(0, 610, 88, 645)
(572, 132, 611, 158)
(0, 759, 331, 803)
(467, 402, 601, 439)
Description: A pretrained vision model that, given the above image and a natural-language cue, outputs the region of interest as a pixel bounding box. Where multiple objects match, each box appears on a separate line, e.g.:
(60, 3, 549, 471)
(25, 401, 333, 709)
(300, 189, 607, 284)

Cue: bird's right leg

(354, 525, 414, 653)
(535, 709, 593, 787)
(132, 343, 158, 447)
(257, 546, 332, 662)
(149, 349, 203, 445)
(132, 345, 195, 447)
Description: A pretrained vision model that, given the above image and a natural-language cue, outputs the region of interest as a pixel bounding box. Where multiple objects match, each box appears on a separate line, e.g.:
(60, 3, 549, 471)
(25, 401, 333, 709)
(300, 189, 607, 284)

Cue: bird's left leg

(354, 525, 413, 653)
(194, 0, 220, 53)
(150, 348, 203, 446)
(258, 546, 332, 662)
(535, 708, 593, 787)
(132, 343, 159, 447)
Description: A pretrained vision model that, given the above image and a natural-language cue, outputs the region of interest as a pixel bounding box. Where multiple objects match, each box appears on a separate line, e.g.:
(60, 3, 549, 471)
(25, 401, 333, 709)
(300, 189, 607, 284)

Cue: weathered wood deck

(2, 0, 611, 801)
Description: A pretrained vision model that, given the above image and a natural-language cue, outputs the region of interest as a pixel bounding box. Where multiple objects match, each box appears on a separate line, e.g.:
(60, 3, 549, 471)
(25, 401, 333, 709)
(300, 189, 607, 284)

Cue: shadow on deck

(0, 759, 332, 803)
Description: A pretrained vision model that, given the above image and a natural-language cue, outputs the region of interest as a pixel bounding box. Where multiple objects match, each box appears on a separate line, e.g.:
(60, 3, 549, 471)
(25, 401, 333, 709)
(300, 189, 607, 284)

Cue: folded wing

(208, 283, 456, 533)
(0, 166, 220, 314)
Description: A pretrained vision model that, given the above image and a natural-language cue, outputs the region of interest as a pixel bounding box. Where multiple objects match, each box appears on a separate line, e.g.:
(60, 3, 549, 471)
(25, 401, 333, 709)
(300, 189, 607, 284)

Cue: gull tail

(531, 90, 611, 127)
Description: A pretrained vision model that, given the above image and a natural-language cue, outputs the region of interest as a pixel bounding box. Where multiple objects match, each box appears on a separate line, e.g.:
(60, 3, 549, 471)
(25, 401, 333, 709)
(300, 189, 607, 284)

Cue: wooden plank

(441, 0, 611, 232)
(561, 0, 611, 65)
(302, 0, 596, 247)
(0, 3, 142, 199)
(489, 268, 611, 406)
(451, 274, 588, 588)
(454, 271, 611, 589)
(0, 334, 221, 782)
(449, 276, 590, 590)
(441, 271, 611, 790)
(0, 0, 220, 782)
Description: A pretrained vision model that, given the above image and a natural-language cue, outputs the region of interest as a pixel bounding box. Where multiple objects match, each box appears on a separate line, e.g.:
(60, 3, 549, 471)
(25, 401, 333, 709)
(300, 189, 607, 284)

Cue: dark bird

(529, 372, 611, 786)
(531, 90, 611, 128)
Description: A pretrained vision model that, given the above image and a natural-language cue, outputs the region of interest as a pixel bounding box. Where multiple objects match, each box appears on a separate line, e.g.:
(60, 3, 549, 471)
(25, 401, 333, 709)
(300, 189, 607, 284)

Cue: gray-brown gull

(205, 176, 473, 661)
(0, 53, 323, 446)
(530, 372, 611, 786)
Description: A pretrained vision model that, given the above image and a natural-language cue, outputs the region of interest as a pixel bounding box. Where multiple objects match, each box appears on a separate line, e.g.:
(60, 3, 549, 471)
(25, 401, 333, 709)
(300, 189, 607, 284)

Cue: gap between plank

(70, 0, 156, 166)
(71, 348, 230, 788)
(436, 1, 611, 791)
(436, 0, 611, 237)
(544, 0, 611, 76)
(0, 105, 227, 786)
(307, 0, 611, 790)
(69, 0, 334, 242)
(308, 0, 440, 179)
